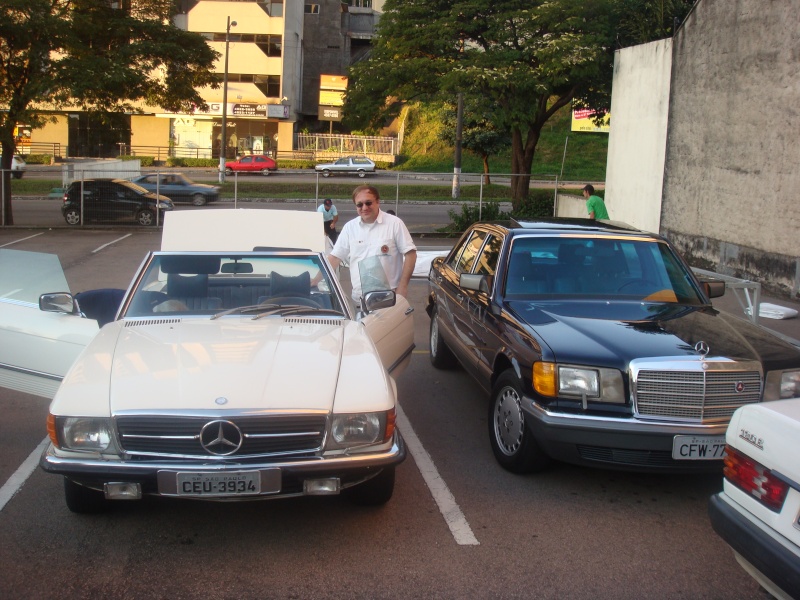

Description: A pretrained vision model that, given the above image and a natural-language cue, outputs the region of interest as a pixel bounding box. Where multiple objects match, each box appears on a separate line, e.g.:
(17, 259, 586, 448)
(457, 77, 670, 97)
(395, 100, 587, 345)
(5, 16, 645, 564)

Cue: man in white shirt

(328, 185, 416, 301)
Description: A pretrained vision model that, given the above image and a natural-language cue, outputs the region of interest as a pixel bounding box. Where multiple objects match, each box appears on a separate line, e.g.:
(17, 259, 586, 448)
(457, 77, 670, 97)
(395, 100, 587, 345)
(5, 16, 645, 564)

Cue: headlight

(559, 366, 600, 397)
(50, 416, 115, 452)
(327, 411, 393, 449)
(764, 369, 800, 400)
(533, 362, 625, 403)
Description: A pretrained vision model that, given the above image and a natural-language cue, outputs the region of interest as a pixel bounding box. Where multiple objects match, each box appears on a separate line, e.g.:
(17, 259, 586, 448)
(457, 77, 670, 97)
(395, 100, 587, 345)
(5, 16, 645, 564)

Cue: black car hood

(506, 300, 800, 371)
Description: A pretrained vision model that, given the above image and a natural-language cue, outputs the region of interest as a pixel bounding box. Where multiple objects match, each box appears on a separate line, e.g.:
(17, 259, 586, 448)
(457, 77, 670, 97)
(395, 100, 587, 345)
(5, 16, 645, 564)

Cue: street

(0, 227, 760, 599)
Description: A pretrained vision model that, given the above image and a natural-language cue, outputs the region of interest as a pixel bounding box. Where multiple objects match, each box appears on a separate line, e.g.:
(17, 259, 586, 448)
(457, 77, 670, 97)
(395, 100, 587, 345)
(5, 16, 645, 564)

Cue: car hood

(51, 316, 393, 417)
(506, 300, 800, 369)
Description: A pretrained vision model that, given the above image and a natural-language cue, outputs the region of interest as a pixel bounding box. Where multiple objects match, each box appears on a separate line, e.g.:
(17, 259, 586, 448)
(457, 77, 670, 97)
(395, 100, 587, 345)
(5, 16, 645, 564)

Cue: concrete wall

(605, 39, 672, 233)
(31, 116, 68, 157)
(131, 116, 170, 149)
(660, 0, 800, 297)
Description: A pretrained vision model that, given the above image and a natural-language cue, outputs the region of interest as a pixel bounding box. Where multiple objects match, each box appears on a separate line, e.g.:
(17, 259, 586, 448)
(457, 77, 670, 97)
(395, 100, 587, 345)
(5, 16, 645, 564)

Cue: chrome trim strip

(523, 397, 728, 435)
(0, 362, 62, 382)
(121, 431, 321, 440)
(386, 344, 415, 375)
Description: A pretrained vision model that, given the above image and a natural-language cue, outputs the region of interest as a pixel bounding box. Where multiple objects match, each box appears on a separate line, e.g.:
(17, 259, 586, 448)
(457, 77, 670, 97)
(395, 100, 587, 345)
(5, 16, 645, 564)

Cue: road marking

(0, 232, 44, 247)
(0, 437, 49, 513)
(93, 234, 131, 253)
(396, 403, 479, 546)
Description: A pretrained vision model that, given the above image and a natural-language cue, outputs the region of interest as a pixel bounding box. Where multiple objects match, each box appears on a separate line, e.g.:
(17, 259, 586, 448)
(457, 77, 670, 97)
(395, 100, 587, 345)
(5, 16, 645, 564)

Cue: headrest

(167, 273, 209, 297)
(270, 271, 311, 297)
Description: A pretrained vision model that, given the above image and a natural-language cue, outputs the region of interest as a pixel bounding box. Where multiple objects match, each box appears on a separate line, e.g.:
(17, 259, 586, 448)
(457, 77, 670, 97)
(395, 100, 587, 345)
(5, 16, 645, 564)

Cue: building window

(305, 4, 319, 14)
(347, 0, 372, 7)
(254, 75, 281, 98)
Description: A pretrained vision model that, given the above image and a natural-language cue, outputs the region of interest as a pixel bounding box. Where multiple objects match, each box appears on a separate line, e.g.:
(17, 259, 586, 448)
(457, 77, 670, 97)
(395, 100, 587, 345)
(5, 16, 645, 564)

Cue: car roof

(473, 218, 658, 239)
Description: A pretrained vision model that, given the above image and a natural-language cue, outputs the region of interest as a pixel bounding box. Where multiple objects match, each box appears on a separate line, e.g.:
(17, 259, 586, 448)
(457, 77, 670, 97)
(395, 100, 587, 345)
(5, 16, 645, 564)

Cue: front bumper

(40, 434, 406, 500)
(525, 398, 727, 472)
(709, 492, 800, 599)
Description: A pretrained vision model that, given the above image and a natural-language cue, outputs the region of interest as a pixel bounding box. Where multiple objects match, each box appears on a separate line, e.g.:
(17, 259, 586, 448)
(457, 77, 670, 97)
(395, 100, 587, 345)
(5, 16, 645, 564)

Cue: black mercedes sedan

(427, 219, 800, 474)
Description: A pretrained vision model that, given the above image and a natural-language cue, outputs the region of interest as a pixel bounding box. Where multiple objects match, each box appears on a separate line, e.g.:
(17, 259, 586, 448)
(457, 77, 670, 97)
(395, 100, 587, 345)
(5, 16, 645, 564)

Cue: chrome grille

(116, 414, 327, 458)
(632, 359, 762, 423)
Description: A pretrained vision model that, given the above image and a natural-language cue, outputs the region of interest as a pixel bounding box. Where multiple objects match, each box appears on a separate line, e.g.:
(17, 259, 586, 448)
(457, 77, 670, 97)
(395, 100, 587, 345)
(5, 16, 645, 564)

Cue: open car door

(0, 249, 99, 399)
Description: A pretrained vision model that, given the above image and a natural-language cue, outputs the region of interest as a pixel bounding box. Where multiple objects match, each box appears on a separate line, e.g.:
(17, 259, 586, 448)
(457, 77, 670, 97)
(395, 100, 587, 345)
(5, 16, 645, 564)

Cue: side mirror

(703, 280, 726, 299)
(460, 273, 491, 294)
(361, 290, 396, 313)
(39, 292, 78, 315)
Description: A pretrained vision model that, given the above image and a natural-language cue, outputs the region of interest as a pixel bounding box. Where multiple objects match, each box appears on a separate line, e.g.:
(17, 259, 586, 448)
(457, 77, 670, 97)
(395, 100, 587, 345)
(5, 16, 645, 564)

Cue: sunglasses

(355, 201, 374, 209)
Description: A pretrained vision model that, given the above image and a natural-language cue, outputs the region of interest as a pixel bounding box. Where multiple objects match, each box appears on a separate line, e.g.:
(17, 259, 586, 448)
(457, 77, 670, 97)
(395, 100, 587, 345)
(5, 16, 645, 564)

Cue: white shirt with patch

(331, 210, 416, 300)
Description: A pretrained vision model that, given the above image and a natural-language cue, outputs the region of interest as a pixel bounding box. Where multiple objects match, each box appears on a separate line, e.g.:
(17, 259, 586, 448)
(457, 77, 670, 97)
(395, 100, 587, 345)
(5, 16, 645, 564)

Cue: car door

(159, 175, 185, 201)
(0, 249, 99, 399)
(461, 233, 504, 382)
(361, 296, 415, 379)
(238, 156, 254, 171)
(430, 229, 487, 369)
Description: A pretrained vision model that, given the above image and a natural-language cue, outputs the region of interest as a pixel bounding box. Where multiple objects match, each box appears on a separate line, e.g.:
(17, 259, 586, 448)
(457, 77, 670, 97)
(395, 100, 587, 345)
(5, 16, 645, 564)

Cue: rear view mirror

(460, 273, 491, 294)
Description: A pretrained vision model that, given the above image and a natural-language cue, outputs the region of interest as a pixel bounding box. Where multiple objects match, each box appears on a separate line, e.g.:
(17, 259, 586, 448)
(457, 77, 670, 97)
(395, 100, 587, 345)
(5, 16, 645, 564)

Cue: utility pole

(452, 92, 464, 199)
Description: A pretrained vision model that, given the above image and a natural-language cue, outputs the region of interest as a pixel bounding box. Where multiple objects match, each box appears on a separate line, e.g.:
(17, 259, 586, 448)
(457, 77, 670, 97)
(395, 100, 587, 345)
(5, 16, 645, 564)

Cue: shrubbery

(21, 154, 53, 165)
(165, 157, 218, 167)
(441, 189, 556, 233)
(119, 155, 155, 166)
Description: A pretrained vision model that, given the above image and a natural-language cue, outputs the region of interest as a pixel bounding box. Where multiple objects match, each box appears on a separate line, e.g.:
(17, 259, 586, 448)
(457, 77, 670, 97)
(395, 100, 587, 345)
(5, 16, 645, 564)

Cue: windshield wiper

(210, 304, 282, 319)
(252, 305, 343, 320)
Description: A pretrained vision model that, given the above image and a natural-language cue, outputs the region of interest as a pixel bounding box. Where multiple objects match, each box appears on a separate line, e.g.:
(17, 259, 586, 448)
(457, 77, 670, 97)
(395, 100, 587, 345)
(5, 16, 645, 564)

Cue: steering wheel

(617, 279, 658, 293)
(261, 296, 321, 308)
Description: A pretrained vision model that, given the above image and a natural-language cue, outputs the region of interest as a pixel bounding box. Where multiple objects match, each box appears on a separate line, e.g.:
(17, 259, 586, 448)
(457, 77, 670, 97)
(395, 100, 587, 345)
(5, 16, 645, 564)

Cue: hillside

(395, 103, 608, 182)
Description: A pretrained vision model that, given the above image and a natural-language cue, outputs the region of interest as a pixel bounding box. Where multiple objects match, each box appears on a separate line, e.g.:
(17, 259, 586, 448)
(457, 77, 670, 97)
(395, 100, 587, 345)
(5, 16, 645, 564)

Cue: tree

(439, 100, 510, 185)
(346, 0, 619, 207)
(0, 0, 219, 225)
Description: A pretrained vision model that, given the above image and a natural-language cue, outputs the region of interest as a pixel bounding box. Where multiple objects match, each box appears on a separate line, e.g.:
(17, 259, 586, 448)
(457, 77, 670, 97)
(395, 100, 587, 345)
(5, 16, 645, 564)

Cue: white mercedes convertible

(0, 210, 414, 512)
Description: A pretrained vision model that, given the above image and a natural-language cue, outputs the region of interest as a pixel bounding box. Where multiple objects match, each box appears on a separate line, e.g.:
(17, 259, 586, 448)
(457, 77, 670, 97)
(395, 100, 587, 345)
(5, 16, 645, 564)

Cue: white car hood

(52, 316, 393, 416)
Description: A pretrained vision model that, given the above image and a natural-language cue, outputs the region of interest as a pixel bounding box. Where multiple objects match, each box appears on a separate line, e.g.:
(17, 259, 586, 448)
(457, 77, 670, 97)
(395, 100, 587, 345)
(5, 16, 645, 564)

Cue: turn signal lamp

(47, 414, 59, 447)
(533, 362, 557, 397)
(723, 445, 789, 512)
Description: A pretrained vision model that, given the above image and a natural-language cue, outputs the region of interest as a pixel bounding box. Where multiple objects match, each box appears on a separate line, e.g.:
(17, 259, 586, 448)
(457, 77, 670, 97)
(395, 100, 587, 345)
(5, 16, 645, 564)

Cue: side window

(452, 230, 487, 274)
(474, 235, 502, 276)
(241, 157, 252, 164)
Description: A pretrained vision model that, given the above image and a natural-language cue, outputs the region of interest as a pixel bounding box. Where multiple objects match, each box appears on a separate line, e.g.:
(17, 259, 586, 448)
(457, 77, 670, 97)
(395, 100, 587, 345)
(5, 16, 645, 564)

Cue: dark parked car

(427, 219, 800, 474)
(62, 179, 174, 226)
(224, 154, 277, 176)
(130, 173, 220, 206)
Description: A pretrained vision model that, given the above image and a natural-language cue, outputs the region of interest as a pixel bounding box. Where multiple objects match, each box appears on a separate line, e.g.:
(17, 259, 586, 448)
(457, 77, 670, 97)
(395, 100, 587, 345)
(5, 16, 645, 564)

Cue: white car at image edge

(2, 154, 26, 179)
(708, 399, 800, 599)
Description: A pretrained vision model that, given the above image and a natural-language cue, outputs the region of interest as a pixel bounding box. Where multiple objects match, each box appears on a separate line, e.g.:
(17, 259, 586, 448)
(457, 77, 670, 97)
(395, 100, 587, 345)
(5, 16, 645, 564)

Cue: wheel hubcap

(494, 387, 524, 456)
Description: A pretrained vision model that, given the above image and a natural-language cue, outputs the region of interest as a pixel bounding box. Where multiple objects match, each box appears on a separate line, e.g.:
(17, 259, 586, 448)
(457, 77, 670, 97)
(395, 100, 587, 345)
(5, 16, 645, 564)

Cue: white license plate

(672, 435, 726, 460)
(176, 471, 262, 497)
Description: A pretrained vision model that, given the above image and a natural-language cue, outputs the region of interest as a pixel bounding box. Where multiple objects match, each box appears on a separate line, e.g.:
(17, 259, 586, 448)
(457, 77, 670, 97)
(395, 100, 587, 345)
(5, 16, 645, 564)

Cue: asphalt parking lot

(0, 226, 785, 599)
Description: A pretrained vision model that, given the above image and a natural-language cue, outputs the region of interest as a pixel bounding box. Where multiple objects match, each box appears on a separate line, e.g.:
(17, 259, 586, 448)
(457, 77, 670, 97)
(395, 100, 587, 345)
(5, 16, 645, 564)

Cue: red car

(224, 154, 278, 176)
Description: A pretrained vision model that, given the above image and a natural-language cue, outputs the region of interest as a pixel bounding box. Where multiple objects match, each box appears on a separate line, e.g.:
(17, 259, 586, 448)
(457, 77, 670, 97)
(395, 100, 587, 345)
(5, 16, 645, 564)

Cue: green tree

(439, 99, 510, 185)
(0, 0, 219, 225)
(345, 0, 619, 207)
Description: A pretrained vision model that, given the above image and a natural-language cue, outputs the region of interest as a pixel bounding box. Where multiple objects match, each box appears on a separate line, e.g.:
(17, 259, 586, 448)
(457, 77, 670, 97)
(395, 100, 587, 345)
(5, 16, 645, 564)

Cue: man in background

(317, 198, 339, 244)
(583, 184, 609, 220)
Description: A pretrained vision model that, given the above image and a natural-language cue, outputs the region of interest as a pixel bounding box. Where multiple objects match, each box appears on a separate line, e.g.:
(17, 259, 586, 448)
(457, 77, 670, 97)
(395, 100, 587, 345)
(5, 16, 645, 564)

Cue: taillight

(723, 445, 789, 512)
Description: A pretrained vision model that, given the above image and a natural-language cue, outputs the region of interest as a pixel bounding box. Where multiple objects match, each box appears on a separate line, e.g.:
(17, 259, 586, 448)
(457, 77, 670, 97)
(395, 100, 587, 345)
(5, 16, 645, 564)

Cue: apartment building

(26, 0, 384, 159)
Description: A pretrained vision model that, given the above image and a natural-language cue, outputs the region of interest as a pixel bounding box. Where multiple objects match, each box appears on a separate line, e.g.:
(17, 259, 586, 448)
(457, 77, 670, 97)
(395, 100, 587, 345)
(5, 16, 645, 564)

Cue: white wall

(604, 39, 672, 234)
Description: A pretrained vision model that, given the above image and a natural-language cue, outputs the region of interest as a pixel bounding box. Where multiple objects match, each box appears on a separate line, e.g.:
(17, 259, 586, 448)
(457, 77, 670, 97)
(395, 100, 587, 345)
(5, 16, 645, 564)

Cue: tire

(136, 209, 156, 226)
(12, 171, 23, 179)
(64, 478, 109, 514)
(225, 167, 233, 176)
(191, 193, 206, 206)
(357, 170, 366, 178)
(321, 170, 331, 178)
(63, 208, 81, 225)
(429, 307, 457, 369)
(261, 168, 271, 176)
(345, 467, 395, 506)
(488, 370, 551, 474)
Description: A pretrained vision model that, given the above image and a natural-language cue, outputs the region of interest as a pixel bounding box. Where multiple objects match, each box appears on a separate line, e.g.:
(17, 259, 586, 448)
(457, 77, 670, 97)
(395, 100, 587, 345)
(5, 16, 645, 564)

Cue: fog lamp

(303, 478, 341, 495)
(104, 482, 142, 500)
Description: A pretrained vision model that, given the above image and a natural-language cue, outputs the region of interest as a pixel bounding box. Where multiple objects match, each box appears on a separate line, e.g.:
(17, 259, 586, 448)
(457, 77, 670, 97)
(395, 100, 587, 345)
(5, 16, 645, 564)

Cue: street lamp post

(219, 16, 237, 184)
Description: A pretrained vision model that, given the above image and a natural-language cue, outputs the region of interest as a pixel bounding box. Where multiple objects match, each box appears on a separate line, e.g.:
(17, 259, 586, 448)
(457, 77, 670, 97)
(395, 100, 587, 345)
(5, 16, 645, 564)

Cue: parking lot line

(0, 437, 48, 513)
(0, 232, 44, 248)
(396, 403, 479, 546)
(92, 234, 132, 253)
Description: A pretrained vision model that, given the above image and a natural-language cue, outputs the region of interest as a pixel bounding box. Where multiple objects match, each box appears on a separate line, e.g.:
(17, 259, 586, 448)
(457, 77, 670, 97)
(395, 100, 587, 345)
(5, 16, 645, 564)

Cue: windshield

(123, 253, 345, 317)
(504, 236, 704, 304)
(0, 249, 71, 305)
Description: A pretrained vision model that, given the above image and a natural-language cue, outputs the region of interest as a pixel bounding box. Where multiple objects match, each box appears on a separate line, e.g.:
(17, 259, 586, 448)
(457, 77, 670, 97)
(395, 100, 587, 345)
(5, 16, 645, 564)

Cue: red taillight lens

(723, 445, 789, 512)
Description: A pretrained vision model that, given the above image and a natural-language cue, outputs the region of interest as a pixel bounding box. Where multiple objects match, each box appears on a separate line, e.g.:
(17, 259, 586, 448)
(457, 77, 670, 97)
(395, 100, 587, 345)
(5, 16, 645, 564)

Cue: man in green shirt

(583, 184, 609, 219)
